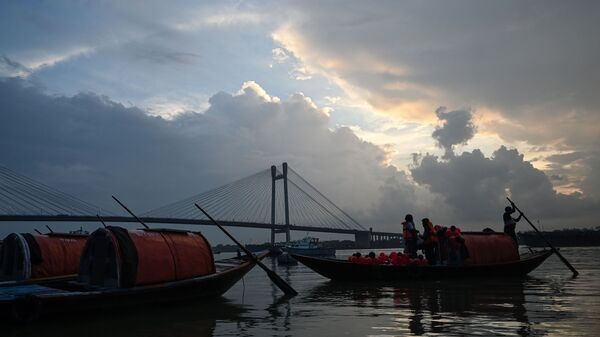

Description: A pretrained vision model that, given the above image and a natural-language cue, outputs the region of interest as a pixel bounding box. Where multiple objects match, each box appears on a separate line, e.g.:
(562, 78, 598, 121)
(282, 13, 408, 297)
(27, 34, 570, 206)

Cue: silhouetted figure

(436, 226, 449, 264)
(421, 218, 438, 265)
(402, 214, 418, 258)
(448, 235, 468, 266)
(503, 202, 522, 246)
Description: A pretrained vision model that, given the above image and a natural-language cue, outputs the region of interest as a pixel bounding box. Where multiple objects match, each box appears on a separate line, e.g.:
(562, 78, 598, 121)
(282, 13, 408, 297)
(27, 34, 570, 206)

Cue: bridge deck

(0, 215, 401, 238)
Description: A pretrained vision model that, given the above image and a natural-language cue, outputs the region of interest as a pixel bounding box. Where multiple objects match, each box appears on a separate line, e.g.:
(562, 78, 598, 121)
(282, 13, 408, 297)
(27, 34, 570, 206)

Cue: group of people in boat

(348, 202, 524, 267)
(348, 251, 429, 266)
(401, 214, 469, 266)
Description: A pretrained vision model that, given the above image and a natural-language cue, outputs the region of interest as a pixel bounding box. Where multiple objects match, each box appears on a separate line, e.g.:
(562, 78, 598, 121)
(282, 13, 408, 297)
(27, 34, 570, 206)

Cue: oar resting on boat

(194, 203, 298, 297)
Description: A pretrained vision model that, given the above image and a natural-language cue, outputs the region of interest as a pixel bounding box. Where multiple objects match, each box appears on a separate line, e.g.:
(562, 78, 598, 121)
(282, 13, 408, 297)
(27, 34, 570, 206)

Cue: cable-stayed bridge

(0, 164, 401, 247)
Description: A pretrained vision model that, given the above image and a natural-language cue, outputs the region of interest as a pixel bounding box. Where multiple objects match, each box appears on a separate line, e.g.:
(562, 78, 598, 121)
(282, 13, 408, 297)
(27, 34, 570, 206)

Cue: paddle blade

(258, 261, 298, 296)
(193, 203, 298, 296)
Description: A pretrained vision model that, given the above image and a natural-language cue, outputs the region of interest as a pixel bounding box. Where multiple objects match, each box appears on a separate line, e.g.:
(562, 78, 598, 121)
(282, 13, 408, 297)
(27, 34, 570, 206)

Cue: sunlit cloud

(237, 81, 280, 103)
(22, 46, 94, 72)
(172, 10, 265, 31)
(143, 94, 210, 120)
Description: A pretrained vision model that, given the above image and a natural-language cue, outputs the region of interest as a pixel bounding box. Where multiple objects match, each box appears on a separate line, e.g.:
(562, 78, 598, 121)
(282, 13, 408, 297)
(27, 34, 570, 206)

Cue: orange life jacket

(424, 221, 438, 244)
(446, 227, 462, 237)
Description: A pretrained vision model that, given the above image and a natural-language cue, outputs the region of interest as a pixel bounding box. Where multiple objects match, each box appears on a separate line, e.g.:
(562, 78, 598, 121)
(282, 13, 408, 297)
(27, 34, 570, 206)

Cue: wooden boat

(291, 250, 553, 281)
(0, 226, 266, 321)
(0, 253, 263, 321)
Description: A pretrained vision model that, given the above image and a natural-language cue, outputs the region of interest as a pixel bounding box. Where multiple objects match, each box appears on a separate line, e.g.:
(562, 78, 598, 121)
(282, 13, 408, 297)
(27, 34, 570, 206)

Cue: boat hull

(285, 247, 336, 257)
(291, 250, 553, 281)
(0, 255, 260, 321)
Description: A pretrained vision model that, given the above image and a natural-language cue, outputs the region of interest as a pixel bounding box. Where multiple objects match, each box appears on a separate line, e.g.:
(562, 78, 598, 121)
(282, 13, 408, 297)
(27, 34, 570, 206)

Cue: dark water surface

(6, 247, 600, 336)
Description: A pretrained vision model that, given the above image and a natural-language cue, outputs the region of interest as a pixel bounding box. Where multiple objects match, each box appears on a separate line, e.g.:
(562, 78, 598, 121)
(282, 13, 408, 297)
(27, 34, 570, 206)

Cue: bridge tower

(271, 162, 291, 245)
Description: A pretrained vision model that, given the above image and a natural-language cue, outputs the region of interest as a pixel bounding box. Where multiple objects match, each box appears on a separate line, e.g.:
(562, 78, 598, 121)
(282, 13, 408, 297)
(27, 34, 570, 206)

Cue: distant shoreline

(519, 228, 600, 247)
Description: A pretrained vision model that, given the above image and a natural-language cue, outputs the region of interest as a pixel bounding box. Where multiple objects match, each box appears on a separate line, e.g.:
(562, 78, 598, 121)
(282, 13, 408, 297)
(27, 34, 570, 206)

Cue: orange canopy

(0, 232, 87, 281)
(79, 227, 215, 288)
(463, 233, 519, 265)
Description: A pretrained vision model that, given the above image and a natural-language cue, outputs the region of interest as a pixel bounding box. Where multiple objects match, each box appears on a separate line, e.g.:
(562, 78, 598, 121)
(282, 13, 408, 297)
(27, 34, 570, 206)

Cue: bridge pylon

(271, 162, 291, 245)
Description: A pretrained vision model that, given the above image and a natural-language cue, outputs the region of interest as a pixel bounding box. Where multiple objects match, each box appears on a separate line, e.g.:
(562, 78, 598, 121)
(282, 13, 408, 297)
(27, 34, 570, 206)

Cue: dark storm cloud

(2, 78, 599, 231)
(410, 146, 600, 227)
(431, 107, 475, 158)
(581, 151, 600, 201)
(0, 78, 434, 232)
(280, 0, 600, 149)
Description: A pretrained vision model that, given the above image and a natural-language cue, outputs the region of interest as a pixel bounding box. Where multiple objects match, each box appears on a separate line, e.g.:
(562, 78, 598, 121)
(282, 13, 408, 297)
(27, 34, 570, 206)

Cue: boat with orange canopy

(292, 232, 553, 281)
(0, 226, 265, 321)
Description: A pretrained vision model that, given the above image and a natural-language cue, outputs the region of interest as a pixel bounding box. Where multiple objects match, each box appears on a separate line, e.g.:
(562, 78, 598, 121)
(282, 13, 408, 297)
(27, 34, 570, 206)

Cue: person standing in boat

(420, 218, 438, 265)
(503, 202, 523, 246)
(402, 214, 419, 258)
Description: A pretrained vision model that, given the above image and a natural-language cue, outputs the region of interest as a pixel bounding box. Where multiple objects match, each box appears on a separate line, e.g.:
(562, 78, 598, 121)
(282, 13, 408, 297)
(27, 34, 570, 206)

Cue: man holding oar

(503, 201, 522, 246)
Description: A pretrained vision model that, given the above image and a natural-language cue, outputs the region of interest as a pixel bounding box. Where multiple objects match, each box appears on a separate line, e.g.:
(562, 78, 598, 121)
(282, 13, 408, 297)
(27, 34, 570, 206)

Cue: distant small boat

(284, 237, 335, 257)
(278, 237, 335, 265)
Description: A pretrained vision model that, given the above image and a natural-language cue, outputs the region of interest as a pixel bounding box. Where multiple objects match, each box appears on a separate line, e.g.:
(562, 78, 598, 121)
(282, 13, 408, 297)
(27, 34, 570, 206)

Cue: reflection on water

(2, 298, 245, 337)
(5, 247, 600, 336)
(304, 278, 536, 336)
(5, 298, 246, 337)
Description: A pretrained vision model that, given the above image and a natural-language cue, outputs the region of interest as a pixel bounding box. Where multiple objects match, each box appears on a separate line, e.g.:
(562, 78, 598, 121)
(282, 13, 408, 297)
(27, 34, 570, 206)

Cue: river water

(6, 247, 600, 336)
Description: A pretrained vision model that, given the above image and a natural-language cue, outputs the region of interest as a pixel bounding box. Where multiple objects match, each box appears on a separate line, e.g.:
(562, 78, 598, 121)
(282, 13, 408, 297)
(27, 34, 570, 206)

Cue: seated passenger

(448, 235, 468, 266)
(377, 252, 389, 264)
(398, 253, 410, 266)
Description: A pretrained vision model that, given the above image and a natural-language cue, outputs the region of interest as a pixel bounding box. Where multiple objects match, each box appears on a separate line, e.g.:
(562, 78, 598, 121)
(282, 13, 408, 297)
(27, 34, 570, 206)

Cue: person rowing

(503, 201, 523, 246)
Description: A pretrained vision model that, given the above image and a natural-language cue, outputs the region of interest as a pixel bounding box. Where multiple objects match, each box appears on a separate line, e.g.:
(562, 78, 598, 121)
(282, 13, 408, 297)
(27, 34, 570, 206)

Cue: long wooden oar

(194, 203, 298, 297)
(112, 195, 150, 229)
(507, 197, 579, 276)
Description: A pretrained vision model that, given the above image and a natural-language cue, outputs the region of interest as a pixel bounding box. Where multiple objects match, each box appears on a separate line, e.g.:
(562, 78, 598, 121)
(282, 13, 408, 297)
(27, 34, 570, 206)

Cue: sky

(1, 1, 599, 242)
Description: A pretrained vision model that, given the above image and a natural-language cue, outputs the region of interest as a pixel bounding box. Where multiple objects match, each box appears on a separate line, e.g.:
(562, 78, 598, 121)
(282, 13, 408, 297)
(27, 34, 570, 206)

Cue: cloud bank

(0, 78, 437, 231)
(1, 77, 598, 235)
